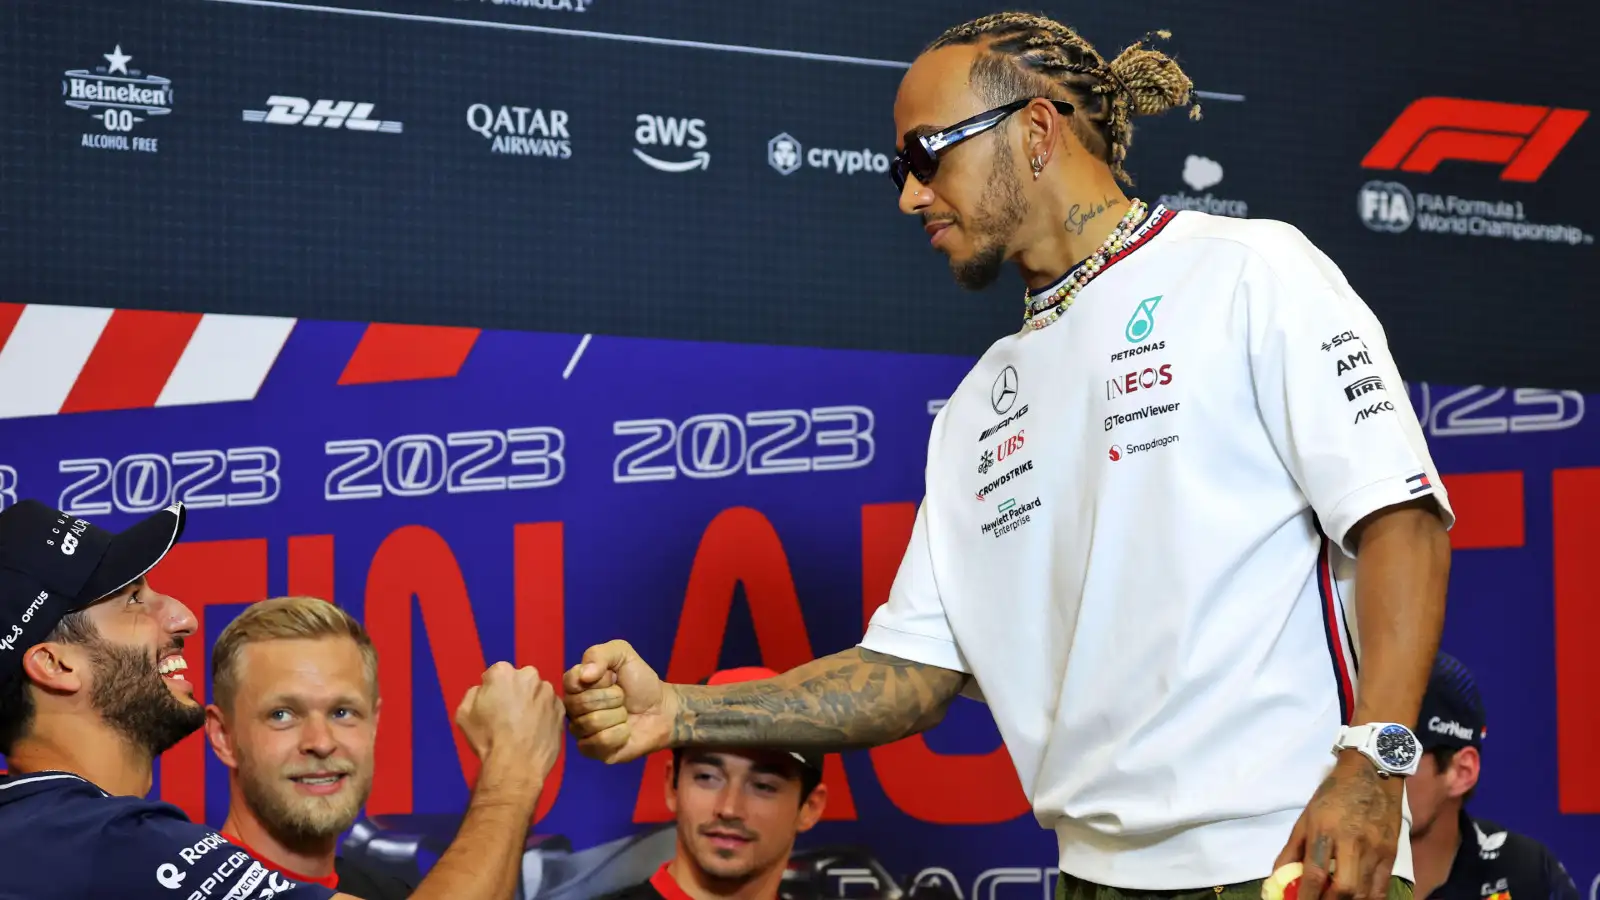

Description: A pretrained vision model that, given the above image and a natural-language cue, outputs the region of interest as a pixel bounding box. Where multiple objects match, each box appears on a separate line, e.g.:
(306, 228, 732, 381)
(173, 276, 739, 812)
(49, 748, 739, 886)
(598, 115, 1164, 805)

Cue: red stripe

(1318, 540, 1356, 723)
(1439, 471, 1524, 548)
(1555, 468, 1600, 812)
(337, 323, 481, 385)
(59, 309, 203, 413)
(0, 303, 25, 351)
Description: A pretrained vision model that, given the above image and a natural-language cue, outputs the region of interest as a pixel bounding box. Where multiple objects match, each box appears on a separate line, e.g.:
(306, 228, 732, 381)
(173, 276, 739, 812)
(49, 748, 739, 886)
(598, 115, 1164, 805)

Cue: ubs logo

(991, 366, 1019, 414)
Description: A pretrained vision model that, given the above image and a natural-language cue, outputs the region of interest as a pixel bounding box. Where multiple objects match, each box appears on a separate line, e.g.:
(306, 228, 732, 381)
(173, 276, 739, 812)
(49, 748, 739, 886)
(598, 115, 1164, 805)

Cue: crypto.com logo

(1361, 97, 1588, 182)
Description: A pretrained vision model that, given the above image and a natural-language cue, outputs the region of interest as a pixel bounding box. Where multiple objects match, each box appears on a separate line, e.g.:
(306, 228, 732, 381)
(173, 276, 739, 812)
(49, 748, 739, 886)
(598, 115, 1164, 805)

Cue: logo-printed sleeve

(1246, 264, 1455, 556)
(99, 806, 338, 900)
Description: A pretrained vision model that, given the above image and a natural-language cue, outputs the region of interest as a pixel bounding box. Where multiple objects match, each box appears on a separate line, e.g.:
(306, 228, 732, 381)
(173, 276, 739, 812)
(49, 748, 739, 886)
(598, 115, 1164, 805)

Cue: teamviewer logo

(768, 133, 802, 175)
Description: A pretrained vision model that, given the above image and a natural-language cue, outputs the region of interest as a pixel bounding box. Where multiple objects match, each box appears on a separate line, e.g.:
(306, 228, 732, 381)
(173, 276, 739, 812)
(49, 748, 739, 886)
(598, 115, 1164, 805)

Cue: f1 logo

(1362, 97, 1588, 182)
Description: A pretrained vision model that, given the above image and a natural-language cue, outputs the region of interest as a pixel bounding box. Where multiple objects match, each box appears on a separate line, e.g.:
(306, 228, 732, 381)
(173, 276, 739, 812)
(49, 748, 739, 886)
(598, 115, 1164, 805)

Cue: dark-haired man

(1408, 653, 1578, 900)
(565, 12, 1453, 900)
(0, 498, 566, 900)
(597, 667, 829, 900)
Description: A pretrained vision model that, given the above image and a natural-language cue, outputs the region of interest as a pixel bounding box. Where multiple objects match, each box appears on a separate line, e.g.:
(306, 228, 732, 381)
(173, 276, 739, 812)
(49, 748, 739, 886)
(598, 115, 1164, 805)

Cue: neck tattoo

(1022, 198, 1149, 331)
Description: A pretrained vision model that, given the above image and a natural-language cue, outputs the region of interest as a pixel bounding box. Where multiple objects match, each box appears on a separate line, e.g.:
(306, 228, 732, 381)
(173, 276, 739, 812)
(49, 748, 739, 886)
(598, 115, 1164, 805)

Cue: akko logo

(1361, 97, 1588, 183)
(1354, 400, 1396, 424)
(634, 114, 709, 173)
(1106, 364, 1173, 401)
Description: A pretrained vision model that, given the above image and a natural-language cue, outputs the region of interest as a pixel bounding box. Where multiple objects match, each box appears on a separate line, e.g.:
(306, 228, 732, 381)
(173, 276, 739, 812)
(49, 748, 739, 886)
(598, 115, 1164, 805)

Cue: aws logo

(634, 114, 709, 173)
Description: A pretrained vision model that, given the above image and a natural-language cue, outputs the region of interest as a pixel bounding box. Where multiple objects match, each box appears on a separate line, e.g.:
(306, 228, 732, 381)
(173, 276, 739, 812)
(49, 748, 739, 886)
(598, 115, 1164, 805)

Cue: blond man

(206, 596, 412, 899)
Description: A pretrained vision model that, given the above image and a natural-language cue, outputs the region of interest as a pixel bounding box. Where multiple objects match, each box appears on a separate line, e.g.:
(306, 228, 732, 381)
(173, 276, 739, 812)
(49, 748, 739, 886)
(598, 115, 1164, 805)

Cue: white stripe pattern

(0, 305, 114, 420)
(155, 314, 297, 408)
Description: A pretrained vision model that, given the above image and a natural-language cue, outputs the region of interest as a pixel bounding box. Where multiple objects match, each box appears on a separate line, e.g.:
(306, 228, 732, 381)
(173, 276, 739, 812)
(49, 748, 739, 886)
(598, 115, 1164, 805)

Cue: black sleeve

(334, 856, 417, 900)
(1539, 847, 1581, 900)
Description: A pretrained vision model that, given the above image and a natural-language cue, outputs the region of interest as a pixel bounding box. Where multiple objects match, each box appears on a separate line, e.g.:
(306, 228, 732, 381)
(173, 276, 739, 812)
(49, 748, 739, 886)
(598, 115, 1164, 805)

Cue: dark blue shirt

(0, 770, 338, 900)
(1428, 810, 1579, 900)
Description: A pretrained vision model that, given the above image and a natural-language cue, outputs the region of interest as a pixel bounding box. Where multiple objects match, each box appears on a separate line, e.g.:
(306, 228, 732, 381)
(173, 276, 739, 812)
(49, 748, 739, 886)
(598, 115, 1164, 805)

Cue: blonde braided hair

(927, 12, 1202, 185)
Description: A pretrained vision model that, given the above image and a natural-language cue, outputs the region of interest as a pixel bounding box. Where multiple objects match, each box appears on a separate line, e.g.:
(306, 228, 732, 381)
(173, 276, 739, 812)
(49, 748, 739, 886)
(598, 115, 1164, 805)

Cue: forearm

(1348, 500, 1452, 728)
(670, 647, 969, 750)
(407, 755, 540, 900)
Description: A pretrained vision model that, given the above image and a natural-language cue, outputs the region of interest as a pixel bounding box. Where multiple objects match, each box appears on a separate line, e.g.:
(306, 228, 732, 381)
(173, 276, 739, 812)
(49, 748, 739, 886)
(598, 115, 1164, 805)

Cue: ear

(21, 642, 84, 696)
(795, 781, 828, 833)
(1449, 747, 1481, 798)
(372, 696, 382, 729)
(205, 704, 240, 770)
(663, 754, 679, 815)
(1020, 97, 1064, 171)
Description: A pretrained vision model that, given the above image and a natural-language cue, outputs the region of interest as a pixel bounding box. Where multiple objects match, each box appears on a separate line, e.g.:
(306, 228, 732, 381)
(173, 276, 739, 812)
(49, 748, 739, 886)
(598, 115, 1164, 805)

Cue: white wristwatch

(1332, 723, 1421, 778)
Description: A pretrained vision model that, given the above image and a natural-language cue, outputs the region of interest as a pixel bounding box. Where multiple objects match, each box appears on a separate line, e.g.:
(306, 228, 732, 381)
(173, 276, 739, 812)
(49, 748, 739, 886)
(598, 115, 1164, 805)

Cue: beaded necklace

(1023, 198, 1149, 331)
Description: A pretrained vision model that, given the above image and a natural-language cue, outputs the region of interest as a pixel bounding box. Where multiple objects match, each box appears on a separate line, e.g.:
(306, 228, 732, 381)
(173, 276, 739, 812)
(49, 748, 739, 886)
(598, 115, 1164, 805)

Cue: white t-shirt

(859, 205, 1454, 889)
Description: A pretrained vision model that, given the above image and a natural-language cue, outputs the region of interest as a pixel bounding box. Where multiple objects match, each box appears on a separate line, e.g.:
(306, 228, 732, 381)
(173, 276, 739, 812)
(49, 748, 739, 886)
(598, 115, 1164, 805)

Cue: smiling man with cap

(1407, 652, 1577, 900)
(597, 666, 830, 900)
(0, 498, 574, 900)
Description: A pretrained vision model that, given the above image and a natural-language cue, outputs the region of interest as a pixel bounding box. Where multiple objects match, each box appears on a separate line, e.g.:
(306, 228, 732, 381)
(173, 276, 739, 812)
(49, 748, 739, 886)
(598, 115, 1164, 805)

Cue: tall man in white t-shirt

(563, 12, 1453, 900)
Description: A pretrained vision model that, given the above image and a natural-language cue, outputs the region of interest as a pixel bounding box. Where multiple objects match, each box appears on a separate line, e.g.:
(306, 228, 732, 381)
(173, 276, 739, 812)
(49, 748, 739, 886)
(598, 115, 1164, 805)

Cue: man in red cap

(598, 667, 830, 900)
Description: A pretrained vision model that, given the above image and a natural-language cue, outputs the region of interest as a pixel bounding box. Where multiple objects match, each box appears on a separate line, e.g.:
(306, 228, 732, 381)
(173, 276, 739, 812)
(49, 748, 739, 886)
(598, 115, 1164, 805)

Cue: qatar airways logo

(1106, 364, 1173, 401)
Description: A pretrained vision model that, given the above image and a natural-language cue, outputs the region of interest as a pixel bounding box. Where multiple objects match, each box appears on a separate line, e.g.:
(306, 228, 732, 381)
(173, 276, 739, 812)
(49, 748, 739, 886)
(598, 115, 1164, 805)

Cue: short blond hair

(211, 596, 378, 713)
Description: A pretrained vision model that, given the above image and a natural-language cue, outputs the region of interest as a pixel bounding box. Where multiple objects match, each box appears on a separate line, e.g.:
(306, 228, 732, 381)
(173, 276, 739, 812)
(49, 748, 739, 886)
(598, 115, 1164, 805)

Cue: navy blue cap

(1416, 651, 1486, 751)
(0, 499, 186, 685)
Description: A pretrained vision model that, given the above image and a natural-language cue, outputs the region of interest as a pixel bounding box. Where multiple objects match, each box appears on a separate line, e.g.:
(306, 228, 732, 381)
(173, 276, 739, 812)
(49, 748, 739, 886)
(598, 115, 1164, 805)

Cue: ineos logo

(990, 366, 1019, 414)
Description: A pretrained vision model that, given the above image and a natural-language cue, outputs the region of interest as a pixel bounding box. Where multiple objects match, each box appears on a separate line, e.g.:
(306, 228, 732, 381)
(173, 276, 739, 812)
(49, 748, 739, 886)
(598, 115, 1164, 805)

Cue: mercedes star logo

(990, 366, 1018, 414)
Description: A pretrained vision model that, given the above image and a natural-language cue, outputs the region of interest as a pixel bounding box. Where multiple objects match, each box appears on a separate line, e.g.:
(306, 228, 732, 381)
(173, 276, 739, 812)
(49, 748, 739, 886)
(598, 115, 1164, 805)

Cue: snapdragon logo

(767, 132, 889, 176)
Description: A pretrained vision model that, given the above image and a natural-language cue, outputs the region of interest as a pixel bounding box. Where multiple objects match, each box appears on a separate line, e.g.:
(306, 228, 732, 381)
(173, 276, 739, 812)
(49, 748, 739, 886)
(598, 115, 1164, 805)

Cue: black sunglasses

(890, 97, 1076, 191)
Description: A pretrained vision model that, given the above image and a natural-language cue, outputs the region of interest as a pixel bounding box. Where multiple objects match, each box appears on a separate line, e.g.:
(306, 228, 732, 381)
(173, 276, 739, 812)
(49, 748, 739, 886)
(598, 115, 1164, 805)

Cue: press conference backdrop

(1, 0, 1596, 391)
(1, 0, 1598, 894)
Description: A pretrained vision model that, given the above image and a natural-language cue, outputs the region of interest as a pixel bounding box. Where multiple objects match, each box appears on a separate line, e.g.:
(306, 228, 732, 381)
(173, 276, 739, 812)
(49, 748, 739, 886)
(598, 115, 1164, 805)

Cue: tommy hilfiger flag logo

(1407, 473, 1433, 495)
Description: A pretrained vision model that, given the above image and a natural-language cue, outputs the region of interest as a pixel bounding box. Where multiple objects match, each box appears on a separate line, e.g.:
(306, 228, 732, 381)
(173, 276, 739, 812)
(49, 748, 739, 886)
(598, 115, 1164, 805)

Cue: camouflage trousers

(1056, 871, 1415, 900)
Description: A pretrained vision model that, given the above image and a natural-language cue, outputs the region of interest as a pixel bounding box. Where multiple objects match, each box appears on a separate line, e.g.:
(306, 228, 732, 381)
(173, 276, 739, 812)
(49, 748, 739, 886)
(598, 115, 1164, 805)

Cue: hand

(455, 661, 566, 777)
(562, 639, 677, 763)
(1274, 753, 1404, 900)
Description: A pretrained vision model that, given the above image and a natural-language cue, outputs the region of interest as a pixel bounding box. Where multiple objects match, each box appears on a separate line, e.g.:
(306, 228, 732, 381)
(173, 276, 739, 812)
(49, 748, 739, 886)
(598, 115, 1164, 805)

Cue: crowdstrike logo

(767, 132, 890, 176)
(634, 114, 709, 172)
(975, 459, 1033, 501)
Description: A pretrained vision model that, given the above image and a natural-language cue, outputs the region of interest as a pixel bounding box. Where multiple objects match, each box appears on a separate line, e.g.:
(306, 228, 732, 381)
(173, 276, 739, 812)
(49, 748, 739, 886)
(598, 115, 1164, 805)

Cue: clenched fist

(455, 661, 566, 777)
(562, 640, 677, 763)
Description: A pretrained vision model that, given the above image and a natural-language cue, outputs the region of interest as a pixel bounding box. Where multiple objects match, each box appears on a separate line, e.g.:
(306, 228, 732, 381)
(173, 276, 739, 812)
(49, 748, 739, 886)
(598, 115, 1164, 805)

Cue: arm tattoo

(669, 647, 969, 750)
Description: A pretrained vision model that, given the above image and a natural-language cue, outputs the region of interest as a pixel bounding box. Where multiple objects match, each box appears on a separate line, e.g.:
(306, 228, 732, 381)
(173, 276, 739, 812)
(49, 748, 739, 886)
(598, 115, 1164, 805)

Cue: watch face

(1376, 724, 1419, 769)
